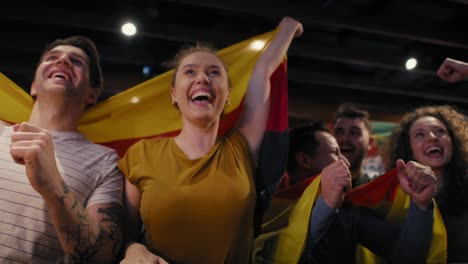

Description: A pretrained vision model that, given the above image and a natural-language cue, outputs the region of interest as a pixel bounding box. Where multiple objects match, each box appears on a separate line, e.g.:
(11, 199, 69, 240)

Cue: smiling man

(0, 36, 123, 263)
(332, 103, 382, 187)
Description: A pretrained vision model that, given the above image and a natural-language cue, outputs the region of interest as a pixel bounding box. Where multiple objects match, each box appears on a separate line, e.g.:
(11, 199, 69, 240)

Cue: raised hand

(121, 243, 169, 264)
(396, 159, 437, 210)
(279, 16, 303, 38)
(437, 57, 468, 83)
(320, 157, 352, 209)
(10, 122, 62, 197)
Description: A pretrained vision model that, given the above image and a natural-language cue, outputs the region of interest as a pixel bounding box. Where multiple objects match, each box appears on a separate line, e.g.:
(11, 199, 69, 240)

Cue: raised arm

(238, 17, 303, 160)
(9, 122, 123, 263)
(437, 57, 468, 83)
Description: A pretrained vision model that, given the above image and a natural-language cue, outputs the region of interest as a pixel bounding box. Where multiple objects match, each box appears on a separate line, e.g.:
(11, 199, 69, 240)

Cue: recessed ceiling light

(405, 58, 417, 70)
(121, 22, 137, 36)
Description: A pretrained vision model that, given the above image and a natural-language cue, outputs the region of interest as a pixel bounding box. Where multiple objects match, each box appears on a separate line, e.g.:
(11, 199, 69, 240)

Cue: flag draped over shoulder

(255, 169, 447, 263)
(0, 73, 34, 123)
(0, 29, 289, 235)
(253, 175, 320, 263)
(0, 29, 287, 156)
(346, 169, 447, 264)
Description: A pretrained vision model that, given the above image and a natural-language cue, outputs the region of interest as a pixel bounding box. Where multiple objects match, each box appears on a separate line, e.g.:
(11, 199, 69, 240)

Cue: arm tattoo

(98, 206, 124, 255)
(60, 180, 70, 206)
(57, 181, 123, 263)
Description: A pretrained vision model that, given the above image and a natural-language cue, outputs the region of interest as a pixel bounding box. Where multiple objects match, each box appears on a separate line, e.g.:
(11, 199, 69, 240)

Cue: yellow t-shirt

(119, 130, 256, 264)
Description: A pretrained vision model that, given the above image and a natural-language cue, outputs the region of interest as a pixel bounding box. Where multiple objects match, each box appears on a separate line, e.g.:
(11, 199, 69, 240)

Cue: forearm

(244, 20, 299, 107)
(389, 200, 434, 263)
(257, 21, 300, 75)
(43, 180, 123, 263)
(122, 213, 144, 253)
(123, 178, 144, 248)
(239, 26, 298, 155)
(307, 195, 338, 248)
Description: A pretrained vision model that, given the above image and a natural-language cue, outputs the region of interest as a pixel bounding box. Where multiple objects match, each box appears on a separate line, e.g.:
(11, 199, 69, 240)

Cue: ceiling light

(142, 65, 152, 76)
(121, 22, 137, 36)
(405, 58, 417, 70)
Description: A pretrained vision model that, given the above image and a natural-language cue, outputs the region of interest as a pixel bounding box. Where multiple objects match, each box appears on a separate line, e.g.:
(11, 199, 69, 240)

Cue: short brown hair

(38, 36, 103, 90)
(333, 103, 371, 132)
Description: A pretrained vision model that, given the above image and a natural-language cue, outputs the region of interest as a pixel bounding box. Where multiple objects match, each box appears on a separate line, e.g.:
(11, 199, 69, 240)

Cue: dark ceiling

(2, 0, 468, 124)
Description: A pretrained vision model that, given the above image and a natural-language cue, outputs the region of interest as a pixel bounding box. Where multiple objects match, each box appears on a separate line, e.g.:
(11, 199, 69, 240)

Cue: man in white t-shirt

(0, 36, 123, 263)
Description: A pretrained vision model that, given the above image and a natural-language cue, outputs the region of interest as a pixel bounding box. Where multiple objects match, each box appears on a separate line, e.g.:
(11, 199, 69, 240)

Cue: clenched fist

(320, 158, 352, 209)
(396, 159, 438, 210)
(10, 122, 62, 198)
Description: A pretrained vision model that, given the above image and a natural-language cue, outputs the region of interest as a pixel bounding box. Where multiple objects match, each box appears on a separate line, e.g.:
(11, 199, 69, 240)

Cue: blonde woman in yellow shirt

(118, 17, 303, 263)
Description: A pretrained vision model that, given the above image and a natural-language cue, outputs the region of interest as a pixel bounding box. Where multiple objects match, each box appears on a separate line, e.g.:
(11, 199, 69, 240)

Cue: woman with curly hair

(390, 105, 468, 263)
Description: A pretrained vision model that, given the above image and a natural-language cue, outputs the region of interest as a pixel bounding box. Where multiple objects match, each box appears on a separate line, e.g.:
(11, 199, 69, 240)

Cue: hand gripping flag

(254, 169, 447, 263)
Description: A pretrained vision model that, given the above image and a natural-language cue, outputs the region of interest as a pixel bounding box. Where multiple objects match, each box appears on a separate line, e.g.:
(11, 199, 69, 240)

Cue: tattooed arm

(48, 183, 123, 263)
(9, 123, 123, 263)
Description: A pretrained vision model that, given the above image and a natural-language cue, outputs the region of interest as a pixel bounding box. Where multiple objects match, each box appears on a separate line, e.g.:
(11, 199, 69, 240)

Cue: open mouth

(48, 70, 71, 81)
(190, 91, 213, 103)
(425, 146, 442, 156)
(340, 147, 354, 155)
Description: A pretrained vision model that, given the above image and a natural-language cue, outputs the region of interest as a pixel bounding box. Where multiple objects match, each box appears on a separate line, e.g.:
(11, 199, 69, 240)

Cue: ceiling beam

(447, 0, 468, 4)
(167, 0, 468, 49)
(0, 6, 246, 46)
(288, 67, 468, 104)
(290, 42, 437, 75)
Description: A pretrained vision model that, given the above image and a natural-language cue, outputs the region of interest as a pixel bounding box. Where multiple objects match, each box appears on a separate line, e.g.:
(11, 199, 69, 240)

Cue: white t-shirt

(0, 123, 123, 263)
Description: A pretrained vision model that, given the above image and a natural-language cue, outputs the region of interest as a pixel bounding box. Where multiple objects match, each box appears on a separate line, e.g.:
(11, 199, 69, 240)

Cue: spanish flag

(0, 29, 287, 152)
(254, 169, 447, 263)
(0, 29, 289, 235)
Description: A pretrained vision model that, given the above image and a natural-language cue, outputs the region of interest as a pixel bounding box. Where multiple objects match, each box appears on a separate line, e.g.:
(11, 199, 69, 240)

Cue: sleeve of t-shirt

(118, 140, 144, 185)
(86, 150, 124, 208)
(227, 130, 256, 167)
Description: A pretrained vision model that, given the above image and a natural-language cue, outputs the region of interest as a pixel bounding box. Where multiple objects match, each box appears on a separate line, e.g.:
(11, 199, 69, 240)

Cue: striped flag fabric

(255, 169, 447, 263)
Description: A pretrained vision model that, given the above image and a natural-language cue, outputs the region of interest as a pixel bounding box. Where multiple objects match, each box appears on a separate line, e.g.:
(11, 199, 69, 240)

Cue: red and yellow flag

(1, 30, 290, 239)
(0, 29, 288, 157)
(255, 169, 447, 263)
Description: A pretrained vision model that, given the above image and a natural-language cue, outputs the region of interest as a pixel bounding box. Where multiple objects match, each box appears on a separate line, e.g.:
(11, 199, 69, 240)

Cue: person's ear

(30, 81, 37, 97)
(368, 135, 375, 151)
(85, 88, 100, 105)
(225, 90, 231, 107)
(296, 152, 313, 169)
(170, 87, 177, 106)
